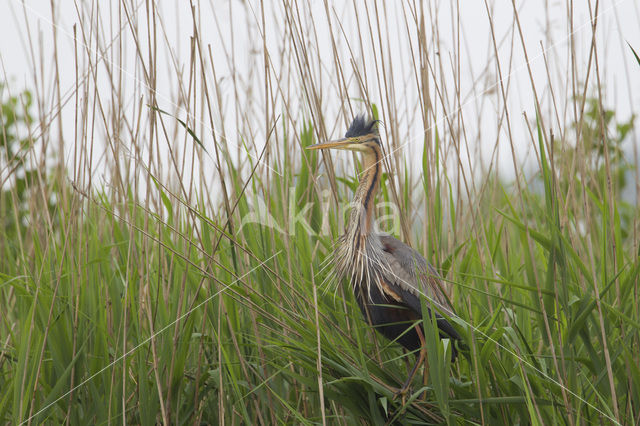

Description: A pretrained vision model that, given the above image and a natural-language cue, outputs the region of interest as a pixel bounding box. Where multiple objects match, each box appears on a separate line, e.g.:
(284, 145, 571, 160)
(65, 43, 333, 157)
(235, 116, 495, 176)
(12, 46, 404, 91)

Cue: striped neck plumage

(345, 148, 381, 238)
(336, 145, 386, 294)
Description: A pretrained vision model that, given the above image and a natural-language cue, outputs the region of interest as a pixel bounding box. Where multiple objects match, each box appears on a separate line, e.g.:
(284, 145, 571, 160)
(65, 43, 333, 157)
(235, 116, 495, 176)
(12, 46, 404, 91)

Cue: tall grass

(1, 1, 639, 424)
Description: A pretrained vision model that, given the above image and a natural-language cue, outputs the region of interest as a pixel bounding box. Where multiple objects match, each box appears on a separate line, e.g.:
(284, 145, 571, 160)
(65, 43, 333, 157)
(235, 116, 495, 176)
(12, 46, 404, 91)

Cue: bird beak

(306, 137, 358, 151)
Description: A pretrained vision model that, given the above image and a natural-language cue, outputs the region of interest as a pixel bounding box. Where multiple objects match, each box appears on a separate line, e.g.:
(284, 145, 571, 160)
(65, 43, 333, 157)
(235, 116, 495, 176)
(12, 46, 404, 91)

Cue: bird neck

(346, 148, 382, 238)
(336, 145, 384, 290)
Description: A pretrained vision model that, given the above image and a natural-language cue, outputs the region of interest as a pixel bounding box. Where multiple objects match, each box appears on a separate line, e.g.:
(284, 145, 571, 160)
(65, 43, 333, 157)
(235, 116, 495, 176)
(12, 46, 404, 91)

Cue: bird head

(307, 115, 380, 152)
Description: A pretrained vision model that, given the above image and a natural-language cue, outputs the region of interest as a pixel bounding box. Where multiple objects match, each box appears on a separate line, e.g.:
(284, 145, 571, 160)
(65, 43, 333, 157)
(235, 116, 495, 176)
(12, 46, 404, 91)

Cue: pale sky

(1, 1, 639, 190)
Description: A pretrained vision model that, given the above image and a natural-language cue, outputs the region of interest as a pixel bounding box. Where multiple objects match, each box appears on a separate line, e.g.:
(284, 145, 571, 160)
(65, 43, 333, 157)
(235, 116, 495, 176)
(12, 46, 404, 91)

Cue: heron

(307, 115, 461, 395)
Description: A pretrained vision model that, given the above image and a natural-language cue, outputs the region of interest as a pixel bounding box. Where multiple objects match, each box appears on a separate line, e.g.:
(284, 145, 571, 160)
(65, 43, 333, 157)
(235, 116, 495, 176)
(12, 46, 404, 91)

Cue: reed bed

(1, 1, 639, 424)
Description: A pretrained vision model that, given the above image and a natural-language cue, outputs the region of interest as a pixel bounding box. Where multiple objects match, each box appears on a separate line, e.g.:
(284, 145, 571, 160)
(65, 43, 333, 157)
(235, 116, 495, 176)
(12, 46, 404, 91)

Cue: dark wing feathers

(378, 234, 460, 341)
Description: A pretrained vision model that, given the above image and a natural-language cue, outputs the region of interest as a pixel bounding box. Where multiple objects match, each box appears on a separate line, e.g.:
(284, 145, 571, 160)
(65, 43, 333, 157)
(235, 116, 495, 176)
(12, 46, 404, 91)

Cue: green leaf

(628, 41, 640, 67)
(149, 105, 208, 153)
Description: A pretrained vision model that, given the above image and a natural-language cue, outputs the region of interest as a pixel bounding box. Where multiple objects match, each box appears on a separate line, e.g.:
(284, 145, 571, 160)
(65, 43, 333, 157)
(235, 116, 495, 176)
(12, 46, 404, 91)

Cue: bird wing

(377, 234, 456, 318)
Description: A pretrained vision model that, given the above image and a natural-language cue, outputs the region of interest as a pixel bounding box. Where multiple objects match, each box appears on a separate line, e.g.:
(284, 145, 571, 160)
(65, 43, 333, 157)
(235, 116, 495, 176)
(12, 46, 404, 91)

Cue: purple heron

(307, 116, 460, 394)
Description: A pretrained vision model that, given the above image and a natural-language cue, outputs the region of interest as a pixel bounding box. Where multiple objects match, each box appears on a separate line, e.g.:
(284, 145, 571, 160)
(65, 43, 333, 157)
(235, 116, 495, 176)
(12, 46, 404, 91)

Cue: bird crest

(345, 115, 380, 138)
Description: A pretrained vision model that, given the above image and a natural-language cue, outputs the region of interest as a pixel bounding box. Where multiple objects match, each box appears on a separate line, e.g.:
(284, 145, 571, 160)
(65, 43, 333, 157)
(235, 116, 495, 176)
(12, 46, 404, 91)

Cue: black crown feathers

(345, 115, 379, 138)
